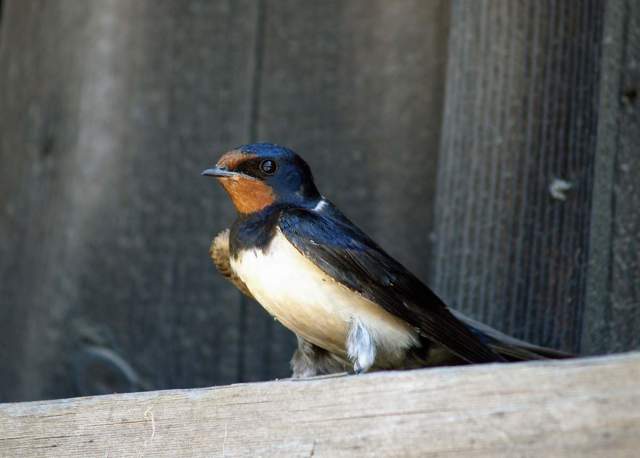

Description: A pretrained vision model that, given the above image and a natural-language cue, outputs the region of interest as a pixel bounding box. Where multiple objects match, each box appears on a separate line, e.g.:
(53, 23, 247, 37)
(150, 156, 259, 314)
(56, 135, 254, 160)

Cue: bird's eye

(260, 159, 276, 175)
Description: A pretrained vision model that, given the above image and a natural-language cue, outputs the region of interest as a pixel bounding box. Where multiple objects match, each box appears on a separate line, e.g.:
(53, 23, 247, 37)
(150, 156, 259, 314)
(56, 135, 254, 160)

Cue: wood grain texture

(1, 353, 639, 457)
(583, 0, 640, 355)
(433, 0, 605, 353)
(606, 0, 640, 353)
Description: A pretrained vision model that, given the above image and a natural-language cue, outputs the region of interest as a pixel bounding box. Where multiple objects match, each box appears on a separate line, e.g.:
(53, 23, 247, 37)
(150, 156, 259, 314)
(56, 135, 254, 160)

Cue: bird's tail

(451, 310, 573, 361)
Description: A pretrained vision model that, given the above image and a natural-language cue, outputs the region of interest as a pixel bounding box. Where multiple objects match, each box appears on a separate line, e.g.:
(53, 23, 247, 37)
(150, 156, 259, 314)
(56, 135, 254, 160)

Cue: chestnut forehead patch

(216, 151, 257, 170)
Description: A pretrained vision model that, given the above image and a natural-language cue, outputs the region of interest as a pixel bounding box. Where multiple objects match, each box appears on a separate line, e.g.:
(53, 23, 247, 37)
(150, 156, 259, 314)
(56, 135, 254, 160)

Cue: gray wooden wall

(0, 0, 637, 403)
(0, 0, 449, 402)
(434, 0, 604, 352)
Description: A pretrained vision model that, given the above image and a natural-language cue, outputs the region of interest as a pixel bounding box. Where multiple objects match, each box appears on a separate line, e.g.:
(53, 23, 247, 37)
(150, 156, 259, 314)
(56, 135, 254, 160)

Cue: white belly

(230, 229, 418, 360)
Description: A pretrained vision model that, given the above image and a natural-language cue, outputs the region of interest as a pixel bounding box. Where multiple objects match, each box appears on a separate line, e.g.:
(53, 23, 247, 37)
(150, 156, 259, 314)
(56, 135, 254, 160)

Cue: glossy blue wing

(278, 206, 503, 364)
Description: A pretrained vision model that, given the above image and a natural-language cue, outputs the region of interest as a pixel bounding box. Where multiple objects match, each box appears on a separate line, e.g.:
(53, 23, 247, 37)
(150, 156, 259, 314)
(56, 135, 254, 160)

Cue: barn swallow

(203, 143, 570, 377)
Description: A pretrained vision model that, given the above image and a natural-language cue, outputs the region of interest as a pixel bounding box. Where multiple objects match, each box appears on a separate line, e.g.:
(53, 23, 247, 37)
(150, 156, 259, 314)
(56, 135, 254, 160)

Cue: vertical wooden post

(433, 0, 606, 352)
(583, 0, 640, 355)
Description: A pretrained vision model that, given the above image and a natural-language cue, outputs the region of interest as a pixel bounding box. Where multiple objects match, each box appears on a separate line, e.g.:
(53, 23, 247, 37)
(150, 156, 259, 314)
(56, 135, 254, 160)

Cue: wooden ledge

(1, 352, 639, 457)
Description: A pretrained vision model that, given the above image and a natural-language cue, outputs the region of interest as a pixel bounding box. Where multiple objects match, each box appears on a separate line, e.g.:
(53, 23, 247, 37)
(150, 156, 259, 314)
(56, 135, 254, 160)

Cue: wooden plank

(433, 0, 606, 353)
(583, 0, 640, 355)
(247, 0, 451, 379)
(605, 0, 640, 353)
(1, 353, 638, 457)
(0, 0, 259, 401)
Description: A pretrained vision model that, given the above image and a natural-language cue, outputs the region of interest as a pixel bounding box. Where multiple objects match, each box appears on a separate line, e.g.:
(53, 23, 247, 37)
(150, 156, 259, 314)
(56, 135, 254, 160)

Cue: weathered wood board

(433, 0, 640, 357)
(1, 353, 639, 457)
(583, 0, 640, 355)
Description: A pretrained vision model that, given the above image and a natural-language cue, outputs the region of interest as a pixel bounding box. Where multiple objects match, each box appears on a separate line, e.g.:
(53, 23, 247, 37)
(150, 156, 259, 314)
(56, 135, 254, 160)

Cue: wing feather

(278, 207, 503, 364)
(210, 229, 254, 298)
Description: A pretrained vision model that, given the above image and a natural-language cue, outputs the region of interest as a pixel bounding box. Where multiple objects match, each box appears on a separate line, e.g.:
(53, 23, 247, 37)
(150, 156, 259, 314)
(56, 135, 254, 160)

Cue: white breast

(230, 229, 418, 360)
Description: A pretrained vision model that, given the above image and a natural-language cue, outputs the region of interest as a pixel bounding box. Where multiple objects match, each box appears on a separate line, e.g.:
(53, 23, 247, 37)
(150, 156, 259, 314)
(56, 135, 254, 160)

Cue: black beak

(201, 167, 239, 178)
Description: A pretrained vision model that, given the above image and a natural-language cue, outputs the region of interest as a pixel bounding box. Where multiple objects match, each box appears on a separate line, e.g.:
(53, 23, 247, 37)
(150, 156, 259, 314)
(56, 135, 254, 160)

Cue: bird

(203, 143, 570, 377)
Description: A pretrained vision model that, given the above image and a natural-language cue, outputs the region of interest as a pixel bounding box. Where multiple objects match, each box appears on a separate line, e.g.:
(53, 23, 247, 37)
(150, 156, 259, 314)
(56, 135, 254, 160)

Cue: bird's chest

(230, 231, 352, 353)
(230, 230, 414, 356)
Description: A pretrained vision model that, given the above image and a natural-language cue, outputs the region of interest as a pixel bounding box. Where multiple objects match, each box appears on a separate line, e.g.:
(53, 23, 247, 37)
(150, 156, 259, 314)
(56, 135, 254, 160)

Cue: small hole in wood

(41, 133, 55, 158)
(622, 87, 637, 106)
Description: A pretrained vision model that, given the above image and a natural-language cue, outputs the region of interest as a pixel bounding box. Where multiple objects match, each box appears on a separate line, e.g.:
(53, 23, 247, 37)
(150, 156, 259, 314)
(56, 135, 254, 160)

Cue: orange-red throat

(211, 150, 276, 215)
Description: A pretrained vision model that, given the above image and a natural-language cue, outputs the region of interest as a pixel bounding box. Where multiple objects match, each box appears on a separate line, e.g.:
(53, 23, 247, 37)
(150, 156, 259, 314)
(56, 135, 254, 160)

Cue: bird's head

(202, 143, 320, 214)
